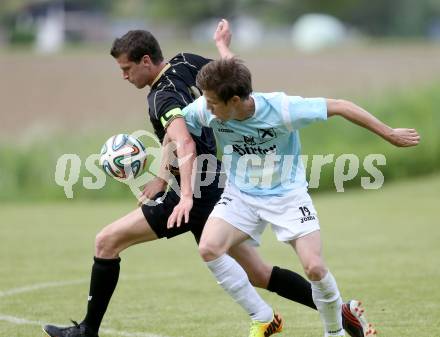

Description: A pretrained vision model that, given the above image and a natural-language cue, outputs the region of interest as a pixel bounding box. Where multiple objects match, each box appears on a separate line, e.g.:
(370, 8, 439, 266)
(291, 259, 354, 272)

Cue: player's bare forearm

(166, 118, 196, 198)
(166, 139, 195, 227)
(214, 19, 234, 59)
(165, 117, 196, 227)
(326, 98, 420, 147)
(175, 137, 196, 199)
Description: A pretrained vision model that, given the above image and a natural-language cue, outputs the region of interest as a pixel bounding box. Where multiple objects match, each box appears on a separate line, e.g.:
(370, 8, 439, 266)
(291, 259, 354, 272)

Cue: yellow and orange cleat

(248, 312, 283, 337)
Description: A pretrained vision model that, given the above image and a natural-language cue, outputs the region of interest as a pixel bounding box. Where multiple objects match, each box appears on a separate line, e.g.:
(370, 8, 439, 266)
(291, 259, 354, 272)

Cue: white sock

(311, 271, 344, 337)
(206, 254, 273, 322)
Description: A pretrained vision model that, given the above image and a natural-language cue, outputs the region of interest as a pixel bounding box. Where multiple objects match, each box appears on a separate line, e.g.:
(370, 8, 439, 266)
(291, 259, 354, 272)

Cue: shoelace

(62, 320, 82, 337)
(70, 320, 81, 328)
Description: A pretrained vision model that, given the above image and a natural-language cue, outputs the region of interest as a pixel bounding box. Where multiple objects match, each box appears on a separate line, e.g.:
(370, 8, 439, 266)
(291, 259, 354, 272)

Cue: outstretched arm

(214, 19, 234, 59)
(327, 98, 420, 147)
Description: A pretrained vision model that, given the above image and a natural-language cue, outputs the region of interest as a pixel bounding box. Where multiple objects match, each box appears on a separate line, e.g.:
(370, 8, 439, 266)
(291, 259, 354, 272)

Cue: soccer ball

(99, 134, 147, 181)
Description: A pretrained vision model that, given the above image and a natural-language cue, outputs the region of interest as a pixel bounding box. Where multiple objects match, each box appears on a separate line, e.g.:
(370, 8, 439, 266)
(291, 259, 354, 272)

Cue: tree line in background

(1, 0, 440, 37)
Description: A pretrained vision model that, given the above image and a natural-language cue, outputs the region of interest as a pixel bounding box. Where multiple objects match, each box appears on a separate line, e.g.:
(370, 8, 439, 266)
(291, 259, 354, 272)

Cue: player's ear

(141, 54, 152, 66)
(230, 95, 241, 105)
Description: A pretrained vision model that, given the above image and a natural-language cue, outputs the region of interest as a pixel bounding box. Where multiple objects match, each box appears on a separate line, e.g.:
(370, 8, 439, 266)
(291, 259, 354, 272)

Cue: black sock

(82, 257, 121, 333)
(267, 266, 317, 310)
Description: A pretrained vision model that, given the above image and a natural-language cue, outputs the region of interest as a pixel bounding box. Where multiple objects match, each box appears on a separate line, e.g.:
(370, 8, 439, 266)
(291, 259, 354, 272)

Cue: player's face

(116, 54, 150, 89)
(203, 90, 235, 121)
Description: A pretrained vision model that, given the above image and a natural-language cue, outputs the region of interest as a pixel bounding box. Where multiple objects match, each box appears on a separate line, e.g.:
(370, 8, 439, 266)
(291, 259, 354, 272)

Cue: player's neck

(149, 61, 168, 87)
(234, 96, 255, 121)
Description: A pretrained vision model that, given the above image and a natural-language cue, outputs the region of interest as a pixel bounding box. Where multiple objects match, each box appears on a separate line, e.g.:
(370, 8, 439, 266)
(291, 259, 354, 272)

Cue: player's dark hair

(196, 58, 252, 103)
(110, 30, 163, 64)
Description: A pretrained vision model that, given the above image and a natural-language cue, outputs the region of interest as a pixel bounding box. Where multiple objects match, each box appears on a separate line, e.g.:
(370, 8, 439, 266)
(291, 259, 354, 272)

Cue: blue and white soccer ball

(99, 134, 147, 181)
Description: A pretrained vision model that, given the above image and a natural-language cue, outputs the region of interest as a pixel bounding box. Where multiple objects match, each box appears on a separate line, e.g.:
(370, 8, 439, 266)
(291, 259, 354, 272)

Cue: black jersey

(147, 53, 222, 185)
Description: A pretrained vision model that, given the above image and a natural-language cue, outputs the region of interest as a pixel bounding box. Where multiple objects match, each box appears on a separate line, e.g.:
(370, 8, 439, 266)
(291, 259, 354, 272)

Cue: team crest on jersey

(243, 135, 256, 145)
(258, 128, 277, 143)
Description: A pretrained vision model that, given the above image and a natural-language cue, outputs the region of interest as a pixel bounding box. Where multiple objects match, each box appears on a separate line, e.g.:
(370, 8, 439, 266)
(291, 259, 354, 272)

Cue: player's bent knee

(95, 227, 120, 258)
(304, 260, 327, 281)
(198, 240, 224, 262)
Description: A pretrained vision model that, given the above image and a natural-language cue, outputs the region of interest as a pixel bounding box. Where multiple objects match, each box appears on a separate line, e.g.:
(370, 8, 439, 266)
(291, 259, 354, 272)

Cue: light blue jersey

(183, 92, 327, 195)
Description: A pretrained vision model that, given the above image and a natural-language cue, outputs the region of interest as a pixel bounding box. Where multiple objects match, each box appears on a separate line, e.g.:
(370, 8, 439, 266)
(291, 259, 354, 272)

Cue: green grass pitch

(1, 175, 439, 337)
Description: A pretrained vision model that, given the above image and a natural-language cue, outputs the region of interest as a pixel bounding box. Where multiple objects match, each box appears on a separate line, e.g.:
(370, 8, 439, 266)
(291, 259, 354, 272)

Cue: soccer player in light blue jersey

(180, 58, 419, 337)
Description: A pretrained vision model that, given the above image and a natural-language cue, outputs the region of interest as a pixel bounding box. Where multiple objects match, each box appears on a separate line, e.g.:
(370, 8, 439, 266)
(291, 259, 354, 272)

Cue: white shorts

(209, 184, 320, 246)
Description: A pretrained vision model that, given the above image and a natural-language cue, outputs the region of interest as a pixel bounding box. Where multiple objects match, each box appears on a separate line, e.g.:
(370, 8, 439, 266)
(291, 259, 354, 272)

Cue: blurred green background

(0, 2, 439, 337)
(0, 0, 439, 201)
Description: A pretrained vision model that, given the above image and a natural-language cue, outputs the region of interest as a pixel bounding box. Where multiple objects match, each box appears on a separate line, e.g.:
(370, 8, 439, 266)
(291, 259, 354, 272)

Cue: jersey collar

(151, 63, 171, 87)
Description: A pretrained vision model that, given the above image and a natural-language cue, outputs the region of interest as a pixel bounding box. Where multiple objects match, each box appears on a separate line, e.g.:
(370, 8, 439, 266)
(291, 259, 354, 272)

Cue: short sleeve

(282, 95, 327, 131)
(182, 97, 208, 137)
(148, 90, 184, 122)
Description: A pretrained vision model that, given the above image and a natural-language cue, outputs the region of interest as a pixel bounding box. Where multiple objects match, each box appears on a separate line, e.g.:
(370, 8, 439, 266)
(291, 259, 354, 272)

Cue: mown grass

(0, 82, 438, 201)
(0, 174, 439, 337)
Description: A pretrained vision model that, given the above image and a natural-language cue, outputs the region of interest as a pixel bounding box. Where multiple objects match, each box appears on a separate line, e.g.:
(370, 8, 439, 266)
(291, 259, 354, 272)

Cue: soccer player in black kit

(43, 20, 373, 337)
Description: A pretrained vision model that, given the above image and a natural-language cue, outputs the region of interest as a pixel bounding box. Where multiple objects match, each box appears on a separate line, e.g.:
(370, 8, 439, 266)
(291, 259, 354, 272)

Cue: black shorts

(141, 187, 223, 243)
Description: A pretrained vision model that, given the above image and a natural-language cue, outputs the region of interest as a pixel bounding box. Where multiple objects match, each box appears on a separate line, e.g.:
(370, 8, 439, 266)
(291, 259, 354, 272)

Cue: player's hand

(137, 177, 167, 206)
(386, 128, 420, 147)
(213, 19, 231, 48)
(167, 195, 193, 228)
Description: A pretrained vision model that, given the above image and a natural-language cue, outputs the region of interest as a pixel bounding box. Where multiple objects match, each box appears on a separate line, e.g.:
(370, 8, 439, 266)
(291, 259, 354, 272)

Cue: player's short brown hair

(196, 58, 252, 103)
(110, 30, 163, 64)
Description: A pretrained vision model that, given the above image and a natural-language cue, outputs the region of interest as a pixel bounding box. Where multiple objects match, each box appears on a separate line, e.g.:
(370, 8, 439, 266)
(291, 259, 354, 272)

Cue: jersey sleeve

(182, 97, 209, 137)
(282, 95, 327, 130)
(148, 90, 185, 129)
